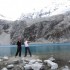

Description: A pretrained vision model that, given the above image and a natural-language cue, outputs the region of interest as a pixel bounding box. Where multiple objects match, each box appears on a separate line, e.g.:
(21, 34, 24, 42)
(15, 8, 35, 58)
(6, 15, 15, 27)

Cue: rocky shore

(0, 55, 70, 70)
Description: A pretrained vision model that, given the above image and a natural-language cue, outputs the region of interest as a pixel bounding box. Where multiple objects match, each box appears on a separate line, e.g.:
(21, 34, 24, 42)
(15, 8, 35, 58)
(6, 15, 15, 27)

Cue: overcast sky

(0, 0, 70, 20)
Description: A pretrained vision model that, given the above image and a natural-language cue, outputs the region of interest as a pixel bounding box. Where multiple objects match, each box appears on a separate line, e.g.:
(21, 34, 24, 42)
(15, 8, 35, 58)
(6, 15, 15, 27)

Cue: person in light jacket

(24, 38, 32, 57)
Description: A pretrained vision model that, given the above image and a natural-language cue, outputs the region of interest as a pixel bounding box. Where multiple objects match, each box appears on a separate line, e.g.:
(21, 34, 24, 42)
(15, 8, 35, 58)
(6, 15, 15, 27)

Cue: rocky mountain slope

(23, 12, 70, 43)
(0, 11, 70, 45)
(0, 20, 11, 45)
(10, 20, 27, 44)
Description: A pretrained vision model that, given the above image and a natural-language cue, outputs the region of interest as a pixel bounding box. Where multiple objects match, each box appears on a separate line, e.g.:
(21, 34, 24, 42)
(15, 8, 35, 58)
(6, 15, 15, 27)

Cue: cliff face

(10, 20, 27, 44)
(24, 12, 70, 43)
(0, 20, 11, 45)
(0, 19, 27, 45)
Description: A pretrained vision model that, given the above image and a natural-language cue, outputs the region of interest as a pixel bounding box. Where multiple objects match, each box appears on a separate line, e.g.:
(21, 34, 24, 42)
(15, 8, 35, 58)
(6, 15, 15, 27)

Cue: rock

(62, 65, 70, 70)
(48, 56, 55, 61)
(29, 59, 37, 64)
(31, 62, 43, 70)
(68, 60, 70, 62)
(3, 56, 9, 60)
(44, 60, 58, 69)
(13, 60, 19, 64)
(24, 64, 33, 70)
(40, 65, 45, 70)
(1, 67, 8, 70)
(0, 58, 3, 61)
(7, 64, 14, 69)
(36, 59, 42, 63)
(12, 65, 24, 70)
(24, 62, 43, 70)
(18, 57, 24, 63)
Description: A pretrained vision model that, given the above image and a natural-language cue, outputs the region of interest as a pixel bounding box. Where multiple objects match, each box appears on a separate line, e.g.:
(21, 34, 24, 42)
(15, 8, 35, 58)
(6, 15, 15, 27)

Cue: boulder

(1, 67, 8, 70)
(7, 64, 14, 69)
(44, 60, 58, 69)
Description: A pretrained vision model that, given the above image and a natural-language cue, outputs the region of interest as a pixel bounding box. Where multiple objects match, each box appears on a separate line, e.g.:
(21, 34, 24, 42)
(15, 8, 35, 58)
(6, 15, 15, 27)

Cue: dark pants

(24, 47, 32, 57)
(15, 47, 21, 57)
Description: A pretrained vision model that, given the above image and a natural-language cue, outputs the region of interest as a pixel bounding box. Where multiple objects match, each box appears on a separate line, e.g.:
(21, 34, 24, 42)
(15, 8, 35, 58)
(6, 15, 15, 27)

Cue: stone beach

(0, 55, 70, 70)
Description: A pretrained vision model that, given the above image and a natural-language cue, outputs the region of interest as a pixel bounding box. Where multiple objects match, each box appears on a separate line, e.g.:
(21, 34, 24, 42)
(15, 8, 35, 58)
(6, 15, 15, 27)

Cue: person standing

(15, 38, 22, 57)
(24, 38, 32, 57)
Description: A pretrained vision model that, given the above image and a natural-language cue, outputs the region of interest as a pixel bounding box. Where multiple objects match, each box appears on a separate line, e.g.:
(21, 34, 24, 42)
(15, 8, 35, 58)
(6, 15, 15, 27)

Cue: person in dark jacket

(15, 38, 22, 57)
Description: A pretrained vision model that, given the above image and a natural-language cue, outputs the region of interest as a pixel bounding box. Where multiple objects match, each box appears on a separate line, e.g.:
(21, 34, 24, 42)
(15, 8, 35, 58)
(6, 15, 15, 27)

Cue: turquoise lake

(0, 43, 70, 60)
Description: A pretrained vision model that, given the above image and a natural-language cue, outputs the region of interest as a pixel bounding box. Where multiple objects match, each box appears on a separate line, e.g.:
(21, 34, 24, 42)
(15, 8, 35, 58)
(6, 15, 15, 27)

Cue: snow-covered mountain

(0, 0, 70, 21)
(20, 0, 70, 20)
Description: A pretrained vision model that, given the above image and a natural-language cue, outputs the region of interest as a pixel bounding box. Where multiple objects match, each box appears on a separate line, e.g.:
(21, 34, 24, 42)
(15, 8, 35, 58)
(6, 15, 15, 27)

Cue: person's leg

(24, 47, 27, 57)
(15, 48, 19, 57)
(19, 47, 21, 57)
(19, 48, 22, 62)
(28, 47, 32, 57)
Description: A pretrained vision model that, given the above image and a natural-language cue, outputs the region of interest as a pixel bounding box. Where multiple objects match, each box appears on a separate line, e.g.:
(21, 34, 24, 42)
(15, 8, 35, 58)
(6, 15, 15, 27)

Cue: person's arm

(27, 41, 30, 43)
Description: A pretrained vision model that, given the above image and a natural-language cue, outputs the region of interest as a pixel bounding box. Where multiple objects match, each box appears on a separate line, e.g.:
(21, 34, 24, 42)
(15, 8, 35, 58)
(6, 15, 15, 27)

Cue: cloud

(0, 0, 70, 20)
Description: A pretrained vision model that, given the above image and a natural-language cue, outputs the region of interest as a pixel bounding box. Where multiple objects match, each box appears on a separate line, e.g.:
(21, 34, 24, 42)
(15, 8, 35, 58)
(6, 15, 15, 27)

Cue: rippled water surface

(0, 43, 70, 60)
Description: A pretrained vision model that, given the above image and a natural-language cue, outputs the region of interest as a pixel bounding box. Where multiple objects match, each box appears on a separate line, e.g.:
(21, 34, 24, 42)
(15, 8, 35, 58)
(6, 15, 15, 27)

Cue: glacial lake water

(0, 43, 70, 60)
